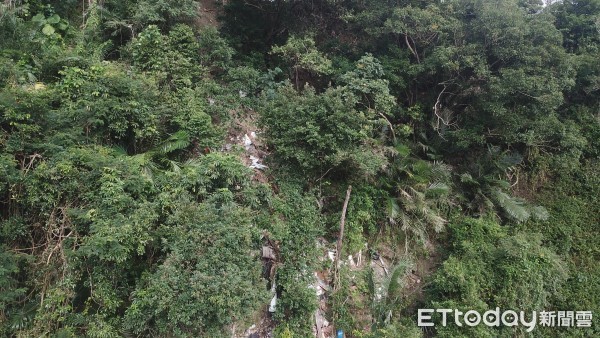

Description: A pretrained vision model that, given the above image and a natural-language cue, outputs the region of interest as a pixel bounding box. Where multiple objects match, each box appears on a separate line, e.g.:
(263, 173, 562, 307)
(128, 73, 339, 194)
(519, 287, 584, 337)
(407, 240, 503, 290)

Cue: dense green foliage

(1, 0, 598, 337)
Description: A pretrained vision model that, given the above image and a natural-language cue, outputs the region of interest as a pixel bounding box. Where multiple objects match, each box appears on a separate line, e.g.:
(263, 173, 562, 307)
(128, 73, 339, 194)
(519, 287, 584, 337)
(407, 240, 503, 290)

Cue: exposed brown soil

(196, 0, 223, 29)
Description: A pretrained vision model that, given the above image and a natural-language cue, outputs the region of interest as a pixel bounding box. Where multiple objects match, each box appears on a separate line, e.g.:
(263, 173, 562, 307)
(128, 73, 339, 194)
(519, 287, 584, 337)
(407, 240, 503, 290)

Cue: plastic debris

(249, 156, 267, 170)
(262, 246, 275, 260)
(243, 134, 252, 149)
(268, 281, 277, 312)
(328, 250, 336, 262)
(268, 295, 277, 313)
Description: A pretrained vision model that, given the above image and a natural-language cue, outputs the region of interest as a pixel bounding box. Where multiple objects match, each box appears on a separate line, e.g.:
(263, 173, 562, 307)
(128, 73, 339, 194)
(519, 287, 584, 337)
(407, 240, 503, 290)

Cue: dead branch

(334, 185, 352, 291)
(405, 34, 420, 63)
(433, 85, 447, 129)
(433, 84, 458, 140)
(378, 257, 389, 276)
(378, 112, 397, 143)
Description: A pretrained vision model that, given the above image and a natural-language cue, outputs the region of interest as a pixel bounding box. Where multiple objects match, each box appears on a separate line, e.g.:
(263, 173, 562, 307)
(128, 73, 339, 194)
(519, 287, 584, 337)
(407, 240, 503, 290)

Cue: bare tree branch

(334, 185, 352, 291)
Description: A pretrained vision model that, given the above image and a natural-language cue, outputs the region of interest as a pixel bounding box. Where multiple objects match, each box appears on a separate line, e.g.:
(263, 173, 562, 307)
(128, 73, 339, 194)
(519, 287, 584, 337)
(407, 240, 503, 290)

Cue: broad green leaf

(31, 13, 45, 23)
(47, 14, 61, 24)
(42, 25, 55, 36)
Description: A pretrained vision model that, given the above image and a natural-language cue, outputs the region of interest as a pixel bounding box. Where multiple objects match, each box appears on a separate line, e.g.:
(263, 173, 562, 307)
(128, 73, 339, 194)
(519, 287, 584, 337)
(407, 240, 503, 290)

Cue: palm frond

(168, 160, 182, 173)
(381, 258, 413, 302)
(399, 212, 410, 231)
(154, 130, 190, 155)
(423, 210, 446, 232)
(426, 182, 449, 196)
(386, 197, 400, 224)
(492, 188, 530, 222)
(492, 179, 512, 190)
(498, 151, 523, 170)
(530, 206, 550, 221)
(460, 173, 479, 185)
(111, 145, 128, 155)
(430, 161, 452, 181)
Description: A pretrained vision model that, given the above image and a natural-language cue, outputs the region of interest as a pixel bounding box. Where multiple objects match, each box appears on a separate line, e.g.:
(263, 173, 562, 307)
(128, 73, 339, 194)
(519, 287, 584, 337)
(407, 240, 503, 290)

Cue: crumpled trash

(243, 134, 252, 149)
(268, 295, 277, 313)
(328, 250, 336, 262)
(268, 282, 277, 312)
(249, 156, 267, 170)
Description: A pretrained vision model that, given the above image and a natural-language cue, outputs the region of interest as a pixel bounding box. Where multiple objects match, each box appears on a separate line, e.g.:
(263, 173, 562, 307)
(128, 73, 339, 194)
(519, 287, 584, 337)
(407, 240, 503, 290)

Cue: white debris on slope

(327, 250, 336, 262)
(268, 295, 277, 313)
(348, 255, 356, 267)
(239, 131, 268, 171)
(243, 134, 253, 149)
(312, 272, 332, 338)
(268, 281, 277, 313)
(250, 155, 267, 170)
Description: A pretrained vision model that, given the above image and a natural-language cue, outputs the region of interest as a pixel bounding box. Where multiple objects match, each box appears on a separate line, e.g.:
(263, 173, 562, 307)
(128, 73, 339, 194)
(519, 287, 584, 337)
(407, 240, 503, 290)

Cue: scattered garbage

(268, 295, 277, 313)
(327, 250, 336, 262)
(262, 246, 275, 260)
(227, 128, 268, 172)
(268, 282, 277, 313)
(249, 156, 267, 170)
(315, 310, 329, 338)
(243, 134, 253, 149)
(313, 272, 331, 297)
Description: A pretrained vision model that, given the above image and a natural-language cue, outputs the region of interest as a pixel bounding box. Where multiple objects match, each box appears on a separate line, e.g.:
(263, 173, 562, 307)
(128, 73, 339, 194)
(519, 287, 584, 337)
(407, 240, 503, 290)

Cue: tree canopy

(1, 0, 598, 337)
